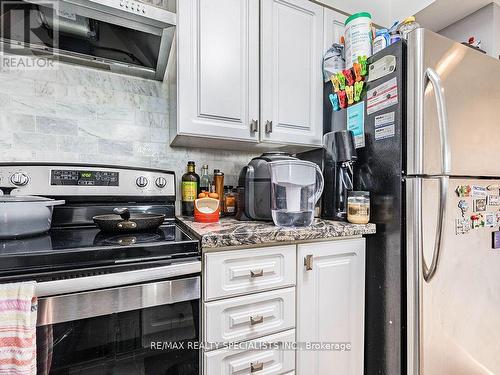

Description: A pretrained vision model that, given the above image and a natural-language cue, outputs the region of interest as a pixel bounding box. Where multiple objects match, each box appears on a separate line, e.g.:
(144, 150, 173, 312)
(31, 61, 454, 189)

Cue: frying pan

(93, 208, 165, 233)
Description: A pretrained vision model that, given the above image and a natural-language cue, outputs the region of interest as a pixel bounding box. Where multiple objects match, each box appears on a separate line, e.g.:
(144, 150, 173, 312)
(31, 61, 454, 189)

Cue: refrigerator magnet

(471, 185, 487, 198)
(487, 195, 500, 206)
(455, 185, 471, 197)
(485, 213, 496, 227)
(471, 214, 485, 229)
(473, 198, 487, 212)
(492, 231, 500, 249)
(455, 218, 472, 235)
(458, 200, 469, 217)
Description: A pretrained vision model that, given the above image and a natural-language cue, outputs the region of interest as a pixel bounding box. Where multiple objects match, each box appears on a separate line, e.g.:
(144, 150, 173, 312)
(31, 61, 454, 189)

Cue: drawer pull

(250, 315, 264, 325)
(250, 269, 264, 278)
(250, 361, 264, 372)
(304, 254, 313, 271)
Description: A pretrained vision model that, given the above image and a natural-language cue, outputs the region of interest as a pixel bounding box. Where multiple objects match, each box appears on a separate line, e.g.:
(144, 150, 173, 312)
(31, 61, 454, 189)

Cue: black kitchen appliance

(0, 163, 201, 375)
(236, 152, 297, 221)
(322, 130, 357, 220)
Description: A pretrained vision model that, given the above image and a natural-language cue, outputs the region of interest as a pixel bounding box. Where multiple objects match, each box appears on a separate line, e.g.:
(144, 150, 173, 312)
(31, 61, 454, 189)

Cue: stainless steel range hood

(0, 0, 176, 80)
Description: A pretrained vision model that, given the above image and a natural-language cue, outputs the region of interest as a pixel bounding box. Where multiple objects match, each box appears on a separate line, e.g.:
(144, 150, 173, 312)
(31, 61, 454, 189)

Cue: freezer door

(407, 29, 500, 177)
(407, 177, 500, 375)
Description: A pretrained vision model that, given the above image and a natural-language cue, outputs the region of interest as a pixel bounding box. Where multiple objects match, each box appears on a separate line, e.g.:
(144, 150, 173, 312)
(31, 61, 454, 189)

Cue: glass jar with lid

(347, 191, 370, 224)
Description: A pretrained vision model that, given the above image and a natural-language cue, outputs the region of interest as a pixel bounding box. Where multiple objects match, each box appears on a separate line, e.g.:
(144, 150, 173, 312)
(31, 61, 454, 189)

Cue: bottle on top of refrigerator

(181, 161, 200, 216)
(373, 28, 390, 54)
(344, 12, 372, 68)
(200, 164, 211, 193)
(397, 16, 420, 40)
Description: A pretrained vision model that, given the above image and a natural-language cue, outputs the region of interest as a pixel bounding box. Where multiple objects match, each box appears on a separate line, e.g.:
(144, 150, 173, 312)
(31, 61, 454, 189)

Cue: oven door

(35, 262, 200, 375)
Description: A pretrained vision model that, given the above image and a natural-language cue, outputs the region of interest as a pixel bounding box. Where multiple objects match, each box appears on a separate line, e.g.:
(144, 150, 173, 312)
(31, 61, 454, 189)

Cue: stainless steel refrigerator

(321, 28, 500, 374)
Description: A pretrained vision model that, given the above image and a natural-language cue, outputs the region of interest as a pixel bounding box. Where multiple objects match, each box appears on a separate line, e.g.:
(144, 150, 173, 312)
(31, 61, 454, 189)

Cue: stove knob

(10, 172, 29, 186)
(136, 176, 148, 188)
(155, 177, 167, 188)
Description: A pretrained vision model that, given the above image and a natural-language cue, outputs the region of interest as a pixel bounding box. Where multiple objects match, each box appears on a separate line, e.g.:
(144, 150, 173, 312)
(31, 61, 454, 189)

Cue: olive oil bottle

(181, 161, 200, 216)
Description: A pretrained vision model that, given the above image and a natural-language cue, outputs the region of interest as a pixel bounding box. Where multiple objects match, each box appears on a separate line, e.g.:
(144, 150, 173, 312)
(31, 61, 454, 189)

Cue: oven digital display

(51, 170, 119, 186)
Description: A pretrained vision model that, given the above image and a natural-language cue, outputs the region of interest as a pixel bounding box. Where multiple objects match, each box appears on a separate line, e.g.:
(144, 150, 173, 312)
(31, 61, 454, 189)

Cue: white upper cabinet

(297, 239, 366, 375)
(324, 8, 347, 52)
(174, 0, 260, 144)
(260, 0, 324, 147)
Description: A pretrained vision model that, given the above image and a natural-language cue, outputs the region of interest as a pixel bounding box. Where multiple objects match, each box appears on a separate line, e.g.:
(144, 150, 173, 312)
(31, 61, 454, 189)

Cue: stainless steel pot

(0, 191, 65, 239)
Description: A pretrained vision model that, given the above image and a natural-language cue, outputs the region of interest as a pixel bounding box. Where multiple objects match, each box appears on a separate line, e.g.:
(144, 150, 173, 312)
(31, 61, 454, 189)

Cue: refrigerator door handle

(425, 68, 451, 175)
(422, 176, 448, 282)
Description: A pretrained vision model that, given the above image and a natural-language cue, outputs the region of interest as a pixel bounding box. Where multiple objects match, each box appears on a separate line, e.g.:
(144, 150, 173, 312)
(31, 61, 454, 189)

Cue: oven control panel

(51, 170, 120, 186)
(0, 164, 175, 198)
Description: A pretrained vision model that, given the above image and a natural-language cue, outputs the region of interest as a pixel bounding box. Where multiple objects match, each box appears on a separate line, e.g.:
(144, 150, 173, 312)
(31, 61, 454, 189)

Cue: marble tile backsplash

(0, 58, 257, 208)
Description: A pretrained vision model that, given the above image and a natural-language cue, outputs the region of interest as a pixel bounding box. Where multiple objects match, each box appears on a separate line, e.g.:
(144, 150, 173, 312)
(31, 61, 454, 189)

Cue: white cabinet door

(203, 329, 296, 375)
(204, 245, 296, 301)
(297, 239, 366, 375)
(323, 8, 347, 52)
(176, 0, 259, 142)
(204, 287, 296, 345)
(260, 0, 324, 147)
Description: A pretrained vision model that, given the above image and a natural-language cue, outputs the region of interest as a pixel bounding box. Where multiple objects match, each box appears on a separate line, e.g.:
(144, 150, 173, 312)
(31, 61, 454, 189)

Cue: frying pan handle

(113, 207, 131, 221)
(0, 187, 15, 195)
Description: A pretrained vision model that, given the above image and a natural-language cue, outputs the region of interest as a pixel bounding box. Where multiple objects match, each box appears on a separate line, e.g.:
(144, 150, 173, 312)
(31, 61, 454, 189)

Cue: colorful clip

(354, 81, 364, 102)
(329, 93, 340, 111)
(343, 69, 355, 86)
(358, 56, 368, 76)
(353, 62, 363, 82)
(338, 91, 347, 109)
(346, 86, 354, 105)
(330, 74, 341, 93)
(337, 72, 346, 90)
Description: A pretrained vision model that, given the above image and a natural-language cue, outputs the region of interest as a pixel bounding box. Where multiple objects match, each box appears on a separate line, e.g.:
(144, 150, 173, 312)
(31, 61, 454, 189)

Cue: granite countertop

(177, 217, 376, 249)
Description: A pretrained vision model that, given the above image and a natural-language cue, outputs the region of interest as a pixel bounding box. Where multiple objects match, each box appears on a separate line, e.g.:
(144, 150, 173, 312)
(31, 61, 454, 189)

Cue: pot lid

(0, 195, 53, 203)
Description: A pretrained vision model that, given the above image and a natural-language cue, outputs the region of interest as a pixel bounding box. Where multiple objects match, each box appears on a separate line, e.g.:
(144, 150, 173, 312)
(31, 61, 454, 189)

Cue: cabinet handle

(250, 269, 264, 278)
(304, 254, 313, 271)
(250, 362, 264, 372)
(265, 120, 273, 133)
(250, 119, 259, 133)
(250, 315, 264, 325)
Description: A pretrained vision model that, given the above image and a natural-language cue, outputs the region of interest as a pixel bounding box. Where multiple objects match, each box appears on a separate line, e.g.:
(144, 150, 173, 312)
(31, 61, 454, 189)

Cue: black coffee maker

(320, 130, 357, 220)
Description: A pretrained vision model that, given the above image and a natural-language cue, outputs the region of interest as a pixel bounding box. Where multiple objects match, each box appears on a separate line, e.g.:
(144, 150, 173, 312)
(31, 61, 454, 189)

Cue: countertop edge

(177, 217, 376, 250)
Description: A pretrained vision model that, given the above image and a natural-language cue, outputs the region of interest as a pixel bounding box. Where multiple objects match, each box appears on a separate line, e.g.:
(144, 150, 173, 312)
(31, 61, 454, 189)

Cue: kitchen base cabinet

(203, 329, 296, 375)
(296, 239, 366, 375)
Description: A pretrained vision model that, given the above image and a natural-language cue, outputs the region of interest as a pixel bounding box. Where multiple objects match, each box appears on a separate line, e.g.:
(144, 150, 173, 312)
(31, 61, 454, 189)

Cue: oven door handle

(35, 260, 201, 297)
(37, 276, 200, 326)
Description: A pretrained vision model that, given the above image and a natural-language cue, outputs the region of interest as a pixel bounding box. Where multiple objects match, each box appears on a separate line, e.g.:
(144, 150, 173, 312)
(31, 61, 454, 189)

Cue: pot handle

(113, 207, 131, 221)
(0, 187, 15, 195)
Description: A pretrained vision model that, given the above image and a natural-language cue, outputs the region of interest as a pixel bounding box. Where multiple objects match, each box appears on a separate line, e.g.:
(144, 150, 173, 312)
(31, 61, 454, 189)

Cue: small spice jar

(223, 186, 236, 216)
(347, 191, 370, 224)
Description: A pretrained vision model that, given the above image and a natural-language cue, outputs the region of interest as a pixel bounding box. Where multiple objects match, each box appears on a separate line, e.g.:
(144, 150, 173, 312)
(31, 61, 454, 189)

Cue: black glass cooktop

(0, 223, 199, 277)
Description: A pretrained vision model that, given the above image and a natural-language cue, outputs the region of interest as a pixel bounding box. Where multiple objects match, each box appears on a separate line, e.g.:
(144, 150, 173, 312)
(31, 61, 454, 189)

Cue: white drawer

(203, 329, 296, 375)
(204, 287, 295, 345)
(204, 245, 296, 301)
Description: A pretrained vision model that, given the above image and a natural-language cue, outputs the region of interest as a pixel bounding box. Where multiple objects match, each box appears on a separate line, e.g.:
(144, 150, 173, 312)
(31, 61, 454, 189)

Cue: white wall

(317, 0, 391, 26)
(317, 0, 435, 28)
(391, 0, 435, 23)
(0, 55, 257, 208)
(439, 3, 498, 57)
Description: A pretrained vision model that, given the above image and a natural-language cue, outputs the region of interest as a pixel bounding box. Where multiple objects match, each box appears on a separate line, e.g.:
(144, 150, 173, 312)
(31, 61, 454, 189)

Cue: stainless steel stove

(0, 163, 200, 375)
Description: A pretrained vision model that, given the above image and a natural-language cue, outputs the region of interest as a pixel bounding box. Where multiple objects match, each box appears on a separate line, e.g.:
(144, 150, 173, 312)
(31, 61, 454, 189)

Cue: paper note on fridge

(367, 77, 399, 115)
(347, 101, 365, 148)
